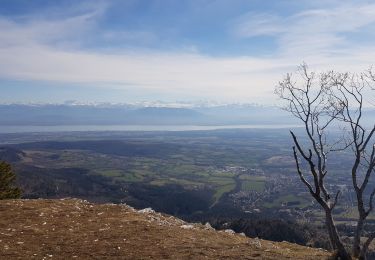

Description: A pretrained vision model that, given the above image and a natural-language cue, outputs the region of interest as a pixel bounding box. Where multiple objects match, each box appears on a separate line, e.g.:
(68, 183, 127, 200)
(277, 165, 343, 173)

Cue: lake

(0, 124, 301, 133)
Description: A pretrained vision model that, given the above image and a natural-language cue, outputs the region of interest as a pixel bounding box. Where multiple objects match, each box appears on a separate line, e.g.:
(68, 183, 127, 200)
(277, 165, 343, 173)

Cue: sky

(1, 0, 375, 104)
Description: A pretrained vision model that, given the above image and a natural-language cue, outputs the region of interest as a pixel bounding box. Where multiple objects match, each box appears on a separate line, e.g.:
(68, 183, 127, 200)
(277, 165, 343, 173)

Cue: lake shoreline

(0, 124, 302, 134)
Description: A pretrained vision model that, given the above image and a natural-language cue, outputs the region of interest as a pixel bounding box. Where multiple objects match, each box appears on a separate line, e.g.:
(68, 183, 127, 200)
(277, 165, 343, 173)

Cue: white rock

(224, 229, 236, 235)
(138, 208, 155, 214)
(180, 224, 195, 229)
(204, 222, 214, 230)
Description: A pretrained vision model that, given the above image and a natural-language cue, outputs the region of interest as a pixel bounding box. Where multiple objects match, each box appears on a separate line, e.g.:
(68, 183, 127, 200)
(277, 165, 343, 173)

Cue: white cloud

(0, 1, 375, 103)
(234, 3, 375, 57)
(0, 44, 288, 101)
(234, 13, 284, 37)
(0, 8, 287, 103)
(0, 15, 95, 49)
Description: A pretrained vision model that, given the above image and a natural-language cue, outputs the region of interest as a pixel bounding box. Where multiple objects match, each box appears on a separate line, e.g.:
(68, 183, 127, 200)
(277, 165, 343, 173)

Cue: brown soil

(0, 199, 330, 259)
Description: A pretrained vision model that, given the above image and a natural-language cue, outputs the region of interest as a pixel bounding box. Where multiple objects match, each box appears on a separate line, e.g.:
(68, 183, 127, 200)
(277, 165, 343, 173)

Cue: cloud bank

(1, 1, 375, 103)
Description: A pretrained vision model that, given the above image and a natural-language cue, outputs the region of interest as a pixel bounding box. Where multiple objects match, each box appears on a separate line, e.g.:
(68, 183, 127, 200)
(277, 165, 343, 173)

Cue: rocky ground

(0, 199, 330, 259)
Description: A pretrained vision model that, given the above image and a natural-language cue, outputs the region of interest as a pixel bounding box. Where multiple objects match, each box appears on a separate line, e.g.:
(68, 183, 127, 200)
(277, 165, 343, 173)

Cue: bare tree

(275, 64, 375, 260)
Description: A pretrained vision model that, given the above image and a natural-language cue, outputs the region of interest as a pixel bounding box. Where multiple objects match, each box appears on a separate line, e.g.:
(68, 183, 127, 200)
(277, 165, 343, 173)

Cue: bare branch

(331, 190, 341, 210)
(292, 146, 315, 196)
(360, 233, 375, 259)
(366, 188, 375, 216)
(276, 64, 375, 258)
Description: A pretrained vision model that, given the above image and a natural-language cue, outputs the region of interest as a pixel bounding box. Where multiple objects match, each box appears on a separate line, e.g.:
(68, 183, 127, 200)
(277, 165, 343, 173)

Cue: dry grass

(0, 199, 330, 259)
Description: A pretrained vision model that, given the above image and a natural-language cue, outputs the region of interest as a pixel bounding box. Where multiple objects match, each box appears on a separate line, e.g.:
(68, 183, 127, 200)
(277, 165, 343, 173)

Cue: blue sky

(1, 0, 375, 104)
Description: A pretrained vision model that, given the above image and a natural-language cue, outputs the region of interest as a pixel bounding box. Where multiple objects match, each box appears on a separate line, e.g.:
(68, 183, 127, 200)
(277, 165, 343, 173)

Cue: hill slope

(0, 199, 330, 259)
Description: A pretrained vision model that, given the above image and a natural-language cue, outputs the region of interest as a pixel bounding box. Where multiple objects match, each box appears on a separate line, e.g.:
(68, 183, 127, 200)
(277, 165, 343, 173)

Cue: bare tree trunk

(359, 250, 367, 260)
(324, 208, 351, 260)
(326, 217, 337, 250)
(276, 64, 375, 260)
(353, 217, 364, 258)
(359, 233, 375, 260)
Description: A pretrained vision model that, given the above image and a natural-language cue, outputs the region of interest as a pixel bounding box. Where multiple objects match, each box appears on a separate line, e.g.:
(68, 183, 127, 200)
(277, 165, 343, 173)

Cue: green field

(264, 194, 311, 208)
(11, 129, 362, 226)
(241, 180, 265, 192)
(212, 183, 236, 205)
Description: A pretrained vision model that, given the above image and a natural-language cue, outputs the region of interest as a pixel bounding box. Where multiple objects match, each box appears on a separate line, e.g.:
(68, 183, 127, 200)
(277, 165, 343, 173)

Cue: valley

(1, 129, 371, 233)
